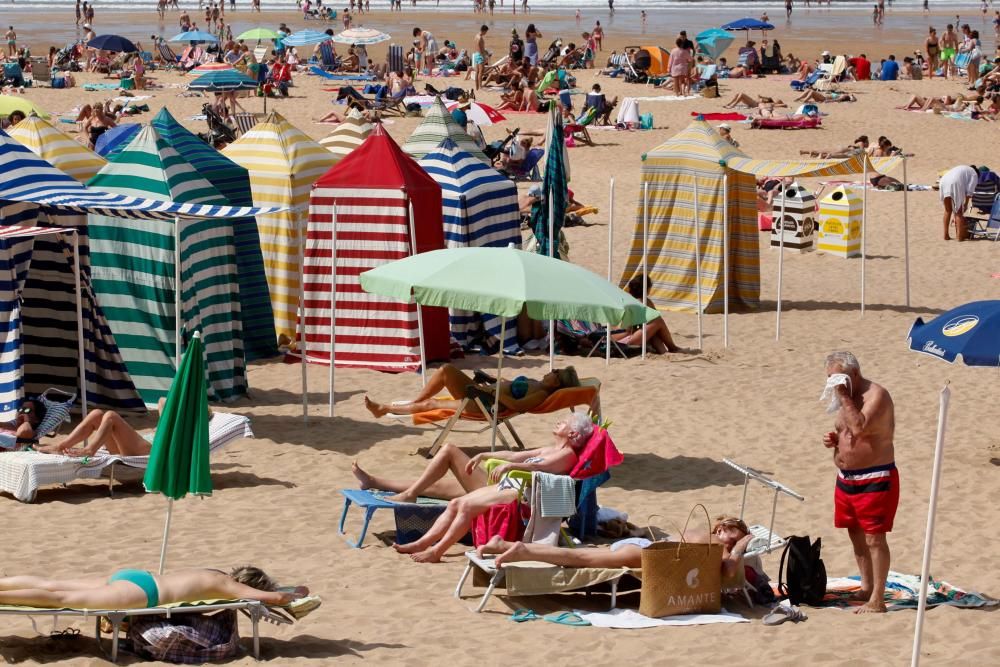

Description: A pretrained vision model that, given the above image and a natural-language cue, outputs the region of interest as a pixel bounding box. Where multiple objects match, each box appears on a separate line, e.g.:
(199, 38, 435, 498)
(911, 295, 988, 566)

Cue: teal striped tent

(402, 97, 489, 162)
(86, 125, 247, 405)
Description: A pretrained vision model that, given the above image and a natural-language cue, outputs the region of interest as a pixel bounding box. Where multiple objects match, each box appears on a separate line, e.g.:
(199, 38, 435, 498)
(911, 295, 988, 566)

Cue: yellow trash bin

(817, 186, 862, 258)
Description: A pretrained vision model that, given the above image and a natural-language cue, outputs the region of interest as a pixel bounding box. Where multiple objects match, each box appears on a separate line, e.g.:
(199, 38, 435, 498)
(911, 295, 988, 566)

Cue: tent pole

(299, 217, 308, 421)
(607, 177, 614, 366)
(71, 231, 87, 417)
(174, 217, 181, 367)
(723, 173, 729, 348)
(489, 319, 506, 452)
(902, 157, 911, 308)
(329, 204, 337, 418)
(862, 159, 868, 318)
(911, 384, 951, 667)
(776, 189, 786, 341)
(408, 202, 427, 386)
(548, 187, 555, 371)
(693, 176, 704, 351)
(157, 498, 173, 575)
(641, 181, 649, 359)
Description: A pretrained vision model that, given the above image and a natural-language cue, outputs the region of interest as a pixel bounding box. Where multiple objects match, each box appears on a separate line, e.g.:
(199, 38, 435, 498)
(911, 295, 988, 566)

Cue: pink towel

(569, 427, 624, 479)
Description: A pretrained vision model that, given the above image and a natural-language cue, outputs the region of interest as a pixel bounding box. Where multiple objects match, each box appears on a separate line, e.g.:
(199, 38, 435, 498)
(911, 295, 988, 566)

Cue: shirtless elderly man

(822, 351, 897, 614)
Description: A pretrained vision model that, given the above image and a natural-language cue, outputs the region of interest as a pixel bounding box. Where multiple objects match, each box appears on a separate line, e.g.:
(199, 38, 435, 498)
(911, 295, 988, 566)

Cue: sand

(2, 7, 1000, 666)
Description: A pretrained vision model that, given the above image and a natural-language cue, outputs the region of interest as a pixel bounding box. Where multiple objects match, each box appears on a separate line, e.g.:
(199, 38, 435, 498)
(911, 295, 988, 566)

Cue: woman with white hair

(352, 413, 595, 563)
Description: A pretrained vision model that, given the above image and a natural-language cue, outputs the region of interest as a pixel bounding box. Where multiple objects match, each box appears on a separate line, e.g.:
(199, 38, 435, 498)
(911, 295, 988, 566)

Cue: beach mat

(691, 112, 748, 121)
(792, 572, 998, 611)
(575, 608, 748, 628)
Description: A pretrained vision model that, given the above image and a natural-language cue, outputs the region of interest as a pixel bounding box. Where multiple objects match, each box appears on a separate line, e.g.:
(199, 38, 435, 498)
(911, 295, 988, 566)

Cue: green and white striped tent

(86, 125, 247, 405)
(402, 96, 489, 162)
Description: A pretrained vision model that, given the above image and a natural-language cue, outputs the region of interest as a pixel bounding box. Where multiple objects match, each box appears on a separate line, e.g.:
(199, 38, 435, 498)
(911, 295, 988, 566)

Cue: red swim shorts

(834, 463, 899, 534)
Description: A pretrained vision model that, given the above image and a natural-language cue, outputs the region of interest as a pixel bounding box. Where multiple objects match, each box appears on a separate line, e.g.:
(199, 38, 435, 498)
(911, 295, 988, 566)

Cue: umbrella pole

(158, 498, 174, 575)
(175, 217, 182, 366)
(299, 218, 309, 421)
(693, 176, 704, 351)
(329, 205, 337, 417)
(489, 319, 506, 452)
(862, 159, 868, 317)
(903, 157, 911, 308)
(408, 202, 427, 385)
(72, 231, 87, 417)
(723, 173, 730, 348)
(548, 189, 555, 371)
(776, 190, 786, 341)
(911, 383, 951, 667)
(607, 177, 614, 366)
(642, 182, 649, 359)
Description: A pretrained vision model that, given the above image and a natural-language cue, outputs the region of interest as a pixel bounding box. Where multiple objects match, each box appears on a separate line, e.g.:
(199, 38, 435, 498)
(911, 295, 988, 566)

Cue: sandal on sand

(284, 595, 323, 621)
(542, 612, 591, 627)
(762, 603, 807, 626)
(510, 609, 540, 622)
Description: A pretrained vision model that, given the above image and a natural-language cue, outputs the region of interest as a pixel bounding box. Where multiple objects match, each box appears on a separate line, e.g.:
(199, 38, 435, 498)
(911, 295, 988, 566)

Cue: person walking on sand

(940, 23, 958, 78)
(822, 351, 897, 614)
(470, 24, 489, 90)
(786, 0, 793, 19)
(75, 0, 82, 26)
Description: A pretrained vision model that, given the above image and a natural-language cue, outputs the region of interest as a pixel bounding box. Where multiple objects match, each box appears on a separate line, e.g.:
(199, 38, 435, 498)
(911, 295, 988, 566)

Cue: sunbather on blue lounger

(0, 566, 308, 611)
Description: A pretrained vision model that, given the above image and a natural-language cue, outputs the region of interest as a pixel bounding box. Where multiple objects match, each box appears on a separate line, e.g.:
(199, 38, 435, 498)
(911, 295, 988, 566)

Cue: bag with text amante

(639, 504, 723, 618)
(778, 535, 827, 606)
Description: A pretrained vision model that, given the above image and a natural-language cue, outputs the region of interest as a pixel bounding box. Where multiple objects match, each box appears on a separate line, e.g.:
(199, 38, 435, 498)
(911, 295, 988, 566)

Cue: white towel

(575, 608, 748, 628)
(820, 373, 852, 413)
(522, 473, 563, 545)
(535, 472, 576, 518)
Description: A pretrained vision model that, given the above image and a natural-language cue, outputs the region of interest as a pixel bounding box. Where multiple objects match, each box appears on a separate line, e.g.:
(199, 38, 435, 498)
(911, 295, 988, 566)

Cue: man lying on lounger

(352, 412, 595, 563)
(477, 515, 753, 579)
(364, 364, 581, 419)
(0, 566, 314, 614)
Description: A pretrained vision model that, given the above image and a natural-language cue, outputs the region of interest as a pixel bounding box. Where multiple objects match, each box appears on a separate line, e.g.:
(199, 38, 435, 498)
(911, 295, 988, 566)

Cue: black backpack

(778, 535, 827, 606)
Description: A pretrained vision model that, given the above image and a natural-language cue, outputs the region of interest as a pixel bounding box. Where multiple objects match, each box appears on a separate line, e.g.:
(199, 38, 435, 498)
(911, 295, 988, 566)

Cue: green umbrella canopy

(236, 27, 279, 41)
(359, 246, 659, 327)
(143, 332, 212, 500)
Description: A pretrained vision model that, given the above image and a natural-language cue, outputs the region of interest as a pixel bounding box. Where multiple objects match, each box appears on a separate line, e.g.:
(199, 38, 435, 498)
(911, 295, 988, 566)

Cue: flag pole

(776, 189, 786, 340)
(693, 176, 704, 350)
(158, 498, 173, 575)
(548, 179, 555, 371)
(607, 176, 614, 366)
(71, 231, 87, 417)
(641, 181, 649, 359)
(328, 204, 337, 417)
(408, 201, 427, 385)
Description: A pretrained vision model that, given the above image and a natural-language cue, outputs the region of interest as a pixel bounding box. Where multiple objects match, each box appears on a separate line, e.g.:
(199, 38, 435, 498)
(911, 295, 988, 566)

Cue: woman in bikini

(795, 89, 857, 103)
(722, 92, 787, 110)
(926, 27, 940, 79)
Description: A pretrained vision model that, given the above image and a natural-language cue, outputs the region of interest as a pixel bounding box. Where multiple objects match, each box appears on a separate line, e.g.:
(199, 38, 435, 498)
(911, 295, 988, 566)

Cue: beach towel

(751, 116, 821, 129)
(691, 112, 748, 121)
(806, 572, 998, 611)
(569, 427, 623, 479)
(575, 608, 748, 628)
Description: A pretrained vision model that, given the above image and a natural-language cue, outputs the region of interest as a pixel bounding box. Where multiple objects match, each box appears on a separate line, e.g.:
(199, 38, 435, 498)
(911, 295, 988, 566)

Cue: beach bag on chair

(638, 505, 723, 618)
(778, 535, 827, 606)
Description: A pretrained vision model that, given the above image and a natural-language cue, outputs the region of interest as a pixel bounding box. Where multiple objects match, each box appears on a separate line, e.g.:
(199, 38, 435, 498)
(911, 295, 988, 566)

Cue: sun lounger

(0, 598, 293, 663)
(790, 69, 824, 91)
(0, 413, 252, 502)
(967, 194, 1000, 241)
(413, 378, 601, 458)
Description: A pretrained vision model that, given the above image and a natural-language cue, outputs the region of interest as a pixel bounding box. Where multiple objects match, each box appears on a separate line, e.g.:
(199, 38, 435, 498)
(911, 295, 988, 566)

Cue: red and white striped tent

(300, 124, 449, 388)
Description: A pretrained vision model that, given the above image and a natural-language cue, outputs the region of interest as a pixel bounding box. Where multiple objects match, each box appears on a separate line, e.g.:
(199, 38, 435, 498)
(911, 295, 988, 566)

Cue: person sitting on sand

(477, 515, 752, 576)
(364, 364, 580, 419)
(0, 566, 309, 611)
(353, 413, 595, 562)
(722, 93, 787, 110)
(795, 89, 857, 103)
(615, 275, 680, 354)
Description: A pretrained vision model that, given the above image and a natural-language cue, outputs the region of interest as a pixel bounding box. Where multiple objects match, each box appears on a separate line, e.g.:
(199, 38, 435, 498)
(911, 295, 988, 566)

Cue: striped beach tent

(7, 116, 106, 182)
(87, 125, 247, 405)
(222, 112, 336, 343)
(147, 108, 277, 362)
(402, 96, 489, 162)
(418, 138, 521, 352)
(319, 107, 372, 161)
(621, 119, 759, 314)
(303, 124, 450, 372)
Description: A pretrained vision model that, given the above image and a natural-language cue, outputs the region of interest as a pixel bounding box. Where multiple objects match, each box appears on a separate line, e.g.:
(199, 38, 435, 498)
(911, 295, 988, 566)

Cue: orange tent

(641, 45, 670, 76)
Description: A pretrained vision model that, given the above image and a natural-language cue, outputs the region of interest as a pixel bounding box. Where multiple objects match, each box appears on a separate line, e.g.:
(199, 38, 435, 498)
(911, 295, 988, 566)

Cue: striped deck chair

(157, 42, 180, 68)
(387, 44, 404, 75)
(231, 112, 262, 137)
(318, 41, 338, 71)
(554, 319, 637, 358)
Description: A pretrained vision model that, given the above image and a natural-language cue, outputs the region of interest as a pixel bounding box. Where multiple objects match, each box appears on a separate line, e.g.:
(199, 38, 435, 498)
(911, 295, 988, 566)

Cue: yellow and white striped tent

(319, 107, 372, 161)
(622, 119, 760, 314)
(7, 115, 106, 182)
(222, 112, 336, 342)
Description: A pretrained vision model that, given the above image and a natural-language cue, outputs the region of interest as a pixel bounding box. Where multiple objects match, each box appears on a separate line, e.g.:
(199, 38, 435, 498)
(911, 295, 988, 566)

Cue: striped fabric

(418, 139, 521, 352)
(622, 119, 760, 313)
(87, 125, 247, 405)
(222, 112, 336, 342)
(0, 129, 278, 221)
(7, 116, 107, 182)
(149, 108, 277, 362)
(726, 153, 904, 178)
(319, 107, 372, 160)
(402, 97, 489, 162)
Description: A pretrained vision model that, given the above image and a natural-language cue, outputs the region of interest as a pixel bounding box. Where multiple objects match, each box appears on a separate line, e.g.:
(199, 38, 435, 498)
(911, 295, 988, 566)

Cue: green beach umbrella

(144, 331, 212, 574)
(0, 95, 49, 120)
(360, 246, 657, 450)
(236, 27, 279, 41)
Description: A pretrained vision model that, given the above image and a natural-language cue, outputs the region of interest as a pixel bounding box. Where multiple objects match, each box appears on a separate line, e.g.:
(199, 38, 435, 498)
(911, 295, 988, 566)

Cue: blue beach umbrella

(721, 18, 775, 44)
(94, 123, 140, 157)
(281, 29, 331, 47)
(188, 69, 258, 92)
(905, 300, 1000, 665)
(169, 30, 220, 43)
(87, 34, 139, 53)
(696, 28, 734, 61)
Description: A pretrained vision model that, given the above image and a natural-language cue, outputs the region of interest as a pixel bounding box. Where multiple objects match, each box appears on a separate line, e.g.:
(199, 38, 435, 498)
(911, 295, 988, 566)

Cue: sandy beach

(2, 5, 1000, 665)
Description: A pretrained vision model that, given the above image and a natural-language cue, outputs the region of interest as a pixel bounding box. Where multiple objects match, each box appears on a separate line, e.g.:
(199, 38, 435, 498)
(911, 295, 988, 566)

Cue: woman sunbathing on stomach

(478, 516, 752, 580)
(364, 364, 580, 418)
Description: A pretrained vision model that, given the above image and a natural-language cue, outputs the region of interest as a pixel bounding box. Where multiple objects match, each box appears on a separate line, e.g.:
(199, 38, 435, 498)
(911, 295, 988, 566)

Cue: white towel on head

(820, 374, 852, 413)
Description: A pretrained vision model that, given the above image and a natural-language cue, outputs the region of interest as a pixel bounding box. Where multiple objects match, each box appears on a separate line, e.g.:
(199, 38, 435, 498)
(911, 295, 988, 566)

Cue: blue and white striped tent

(0, 129, 279, 415)
(418, 138, 521, 352)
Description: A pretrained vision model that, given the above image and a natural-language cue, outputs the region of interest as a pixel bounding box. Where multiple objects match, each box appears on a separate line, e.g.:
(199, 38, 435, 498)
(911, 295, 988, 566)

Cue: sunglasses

(18, 406, 34, 415)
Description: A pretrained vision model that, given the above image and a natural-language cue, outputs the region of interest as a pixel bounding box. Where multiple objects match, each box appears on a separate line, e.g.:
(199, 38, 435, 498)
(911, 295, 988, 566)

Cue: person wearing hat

(450, 99, 469, 130)
(718, 123, 739, 148)
(509, 28, 524, 64)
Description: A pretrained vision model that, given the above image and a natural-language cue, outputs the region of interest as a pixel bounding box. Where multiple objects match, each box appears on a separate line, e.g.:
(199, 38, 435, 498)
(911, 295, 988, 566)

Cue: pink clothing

(669, 47, 692, 77)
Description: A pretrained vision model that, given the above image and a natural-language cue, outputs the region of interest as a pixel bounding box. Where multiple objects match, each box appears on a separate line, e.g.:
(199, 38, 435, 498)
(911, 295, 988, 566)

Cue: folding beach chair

(505, 147, 544, 181)
(972, 171, 1000, 214)
(157, 42, 180, 68)
(231, 111, 262, 137)
(555, 320, 639, 358)
(387, 44, 404, 75)
(318, 41, 338, 71)
(790, 69, 824, 91)
(968, 194, 1000, 241)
